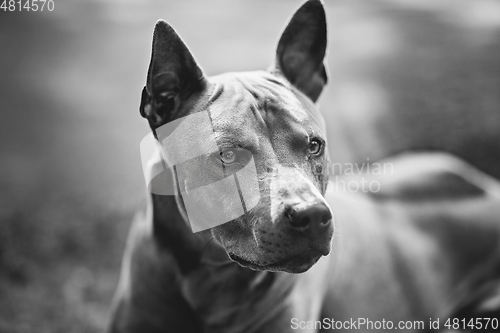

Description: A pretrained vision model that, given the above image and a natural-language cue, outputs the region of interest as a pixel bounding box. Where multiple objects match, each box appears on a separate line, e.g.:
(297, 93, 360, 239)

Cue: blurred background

(1, 0, 500, 332)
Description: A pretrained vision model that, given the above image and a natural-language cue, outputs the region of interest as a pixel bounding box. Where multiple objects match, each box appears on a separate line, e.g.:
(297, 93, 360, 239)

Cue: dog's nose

(287, 203, 332, 230)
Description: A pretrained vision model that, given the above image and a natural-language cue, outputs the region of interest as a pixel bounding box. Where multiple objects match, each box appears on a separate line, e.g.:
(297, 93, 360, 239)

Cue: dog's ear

(274, 0, 328, 102)
(140, 20, 205, 128)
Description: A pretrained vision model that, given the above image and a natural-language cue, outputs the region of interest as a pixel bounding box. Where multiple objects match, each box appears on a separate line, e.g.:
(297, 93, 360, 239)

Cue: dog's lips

(228, 251, 323, 273)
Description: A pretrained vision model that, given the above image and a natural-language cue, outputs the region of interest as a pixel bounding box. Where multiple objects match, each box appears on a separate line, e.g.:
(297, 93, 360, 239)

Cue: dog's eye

(220, 150, 237, 164)
(308, 139, 322, 155)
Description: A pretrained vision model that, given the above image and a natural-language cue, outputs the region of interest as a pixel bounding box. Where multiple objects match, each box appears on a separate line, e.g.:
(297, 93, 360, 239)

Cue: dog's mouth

(228, 251, 323, 273)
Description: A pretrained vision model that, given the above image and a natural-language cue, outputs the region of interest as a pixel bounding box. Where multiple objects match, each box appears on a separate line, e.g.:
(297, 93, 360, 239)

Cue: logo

(140, 111, 260, 233)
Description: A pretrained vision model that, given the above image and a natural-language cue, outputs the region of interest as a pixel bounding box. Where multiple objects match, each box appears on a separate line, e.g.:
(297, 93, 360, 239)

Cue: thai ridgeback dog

(109, 1, 500, 332)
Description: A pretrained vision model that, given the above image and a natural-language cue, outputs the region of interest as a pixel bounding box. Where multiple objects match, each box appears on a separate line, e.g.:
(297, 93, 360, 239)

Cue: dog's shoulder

(109, 208, 204, 332)
(113, 208, 181, 299)
(369, 152, 500, 203)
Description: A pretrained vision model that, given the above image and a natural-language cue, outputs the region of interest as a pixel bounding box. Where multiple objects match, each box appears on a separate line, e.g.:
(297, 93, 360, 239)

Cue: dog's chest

(182, 259, 330, 333)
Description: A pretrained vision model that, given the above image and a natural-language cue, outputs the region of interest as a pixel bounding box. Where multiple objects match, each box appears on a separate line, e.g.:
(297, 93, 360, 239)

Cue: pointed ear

(140, 20, 205, 128)
(274, 0, 328, 102)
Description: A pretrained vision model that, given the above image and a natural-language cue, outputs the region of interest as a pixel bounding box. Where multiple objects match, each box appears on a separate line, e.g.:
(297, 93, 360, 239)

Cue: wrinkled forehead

(200, 71, 326, 147)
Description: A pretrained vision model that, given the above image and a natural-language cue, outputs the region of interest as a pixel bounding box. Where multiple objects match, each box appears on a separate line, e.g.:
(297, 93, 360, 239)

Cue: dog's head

(141, 0, 333, 273)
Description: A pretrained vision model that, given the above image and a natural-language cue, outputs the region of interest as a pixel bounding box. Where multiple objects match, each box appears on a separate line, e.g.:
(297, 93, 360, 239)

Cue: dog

(109, 1, 500, 332)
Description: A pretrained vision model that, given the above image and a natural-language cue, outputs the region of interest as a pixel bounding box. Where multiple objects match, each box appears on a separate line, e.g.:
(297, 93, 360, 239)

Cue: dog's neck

(180, 249, 299, 333)
(150, 192, 303, 332)
(150, 193, 205, 273)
